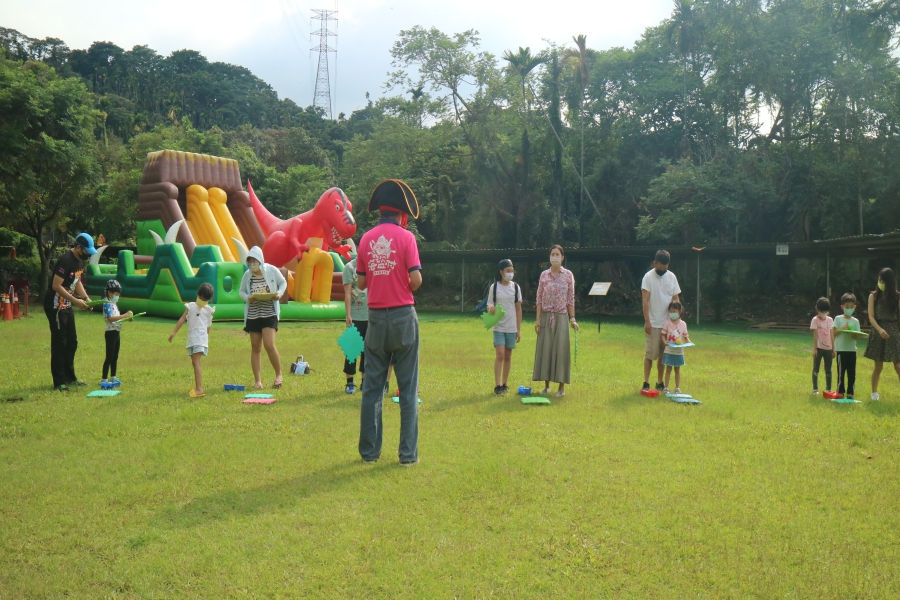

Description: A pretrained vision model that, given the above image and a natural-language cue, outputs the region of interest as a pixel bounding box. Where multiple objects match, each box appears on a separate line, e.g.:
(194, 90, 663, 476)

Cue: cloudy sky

(2, 0, 674, 117)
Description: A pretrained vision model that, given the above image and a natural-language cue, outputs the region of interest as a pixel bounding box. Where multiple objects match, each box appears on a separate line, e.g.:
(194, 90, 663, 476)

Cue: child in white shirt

(487, 259, 523, 395)
(168, 283, 215, 398)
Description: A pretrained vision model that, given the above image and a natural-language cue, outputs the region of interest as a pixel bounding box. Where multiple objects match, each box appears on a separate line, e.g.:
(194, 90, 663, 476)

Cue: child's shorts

(493, 331, 517, 349)
(187, 345, 209, 356)
(662, 352, 685, 367)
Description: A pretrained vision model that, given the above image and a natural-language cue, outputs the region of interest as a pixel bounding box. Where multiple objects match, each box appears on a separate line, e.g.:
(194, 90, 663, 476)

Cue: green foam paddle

(481, 304, 506, 329)
(122, 312, 146, 322)
(83, 299, 106, 308)
(832, 397, 861, 404)
(522, 396, 551, 405)
(668, 342, 696, 348)
(337, 325, 366, 362)
(391, 396, 422, 404)
(86, 390, 120, 397)
(244, 393, 275, 399)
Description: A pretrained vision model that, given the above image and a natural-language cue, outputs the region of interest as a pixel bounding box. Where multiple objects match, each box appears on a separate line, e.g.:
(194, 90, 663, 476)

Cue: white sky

(1, 0, 674, 117)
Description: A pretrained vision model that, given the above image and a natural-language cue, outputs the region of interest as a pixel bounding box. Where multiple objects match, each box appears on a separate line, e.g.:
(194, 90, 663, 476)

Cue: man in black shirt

(44, 233, 96, 391)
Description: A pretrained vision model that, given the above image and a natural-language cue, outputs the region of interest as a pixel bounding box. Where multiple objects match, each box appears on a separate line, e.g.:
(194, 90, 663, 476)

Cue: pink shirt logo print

(368, 235, 397, 276)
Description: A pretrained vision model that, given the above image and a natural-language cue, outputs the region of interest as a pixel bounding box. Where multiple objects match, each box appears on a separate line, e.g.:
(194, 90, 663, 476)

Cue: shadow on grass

(149, 459, 374, 531)
(867, 401, 900, 417)
(607, 391, 659, 411)
(429, 392, 495, 413)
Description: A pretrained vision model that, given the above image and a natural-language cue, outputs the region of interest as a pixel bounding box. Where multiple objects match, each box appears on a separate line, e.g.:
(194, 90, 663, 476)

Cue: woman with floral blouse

(533, 245, 579, 397)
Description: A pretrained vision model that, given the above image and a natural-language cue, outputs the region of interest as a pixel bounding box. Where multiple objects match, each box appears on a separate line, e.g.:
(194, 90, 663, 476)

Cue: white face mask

(550, 256, 562, 266)
(504, 272, 514, 281)
(669, 312, 680, 320)
(111, 294, 119, 303)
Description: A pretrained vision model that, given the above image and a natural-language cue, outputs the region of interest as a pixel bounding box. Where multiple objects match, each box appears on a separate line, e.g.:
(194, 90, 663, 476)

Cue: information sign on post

(589, 282, 611, 331)
(588, 282, 611, 296)
(776, 244, 789, 256)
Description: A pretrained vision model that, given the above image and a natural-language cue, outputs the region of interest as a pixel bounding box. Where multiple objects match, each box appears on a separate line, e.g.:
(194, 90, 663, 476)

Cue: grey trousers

(359, 306, 419, 463)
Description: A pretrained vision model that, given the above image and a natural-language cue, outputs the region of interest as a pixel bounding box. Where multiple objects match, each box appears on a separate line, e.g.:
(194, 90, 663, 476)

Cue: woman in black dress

(864, 267, 900, 401)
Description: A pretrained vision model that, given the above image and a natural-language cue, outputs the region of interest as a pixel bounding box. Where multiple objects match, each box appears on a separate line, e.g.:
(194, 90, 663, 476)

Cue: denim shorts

(187, 345, 209, 356)
(662, 352, 684, 367)
(493, 331, 517, 349)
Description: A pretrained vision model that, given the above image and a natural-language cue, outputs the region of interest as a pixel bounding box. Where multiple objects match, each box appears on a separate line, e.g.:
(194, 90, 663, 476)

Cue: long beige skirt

(532, 311, 571, 384)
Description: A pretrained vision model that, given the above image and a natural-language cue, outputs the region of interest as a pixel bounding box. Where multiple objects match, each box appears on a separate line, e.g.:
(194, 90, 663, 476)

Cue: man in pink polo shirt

(356, 179, 423, 466)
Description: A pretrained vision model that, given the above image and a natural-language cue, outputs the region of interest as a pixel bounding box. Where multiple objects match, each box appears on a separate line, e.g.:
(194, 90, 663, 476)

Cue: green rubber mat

(521, 396, 551, 405)
(244, 393, 275, 399)
(86, 390, 121, 397)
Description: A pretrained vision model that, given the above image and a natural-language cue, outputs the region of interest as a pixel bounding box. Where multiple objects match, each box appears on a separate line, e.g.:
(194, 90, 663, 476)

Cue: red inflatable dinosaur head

(312, 187, 357, 248)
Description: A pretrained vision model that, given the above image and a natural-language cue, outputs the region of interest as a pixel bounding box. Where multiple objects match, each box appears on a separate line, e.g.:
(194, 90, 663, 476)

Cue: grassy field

(1, 310, 899, 598)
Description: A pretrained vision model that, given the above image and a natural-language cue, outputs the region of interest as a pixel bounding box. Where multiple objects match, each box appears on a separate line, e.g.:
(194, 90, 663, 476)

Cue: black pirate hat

(367, 179, 420, 219)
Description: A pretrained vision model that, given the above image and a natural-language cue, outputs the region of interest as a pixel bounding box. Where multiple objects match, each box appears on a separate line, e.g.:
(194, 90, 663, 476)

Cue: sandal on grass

(253, 381, 264, 389)
(189, 389, 205, 398)
(273, 377, 283, 389)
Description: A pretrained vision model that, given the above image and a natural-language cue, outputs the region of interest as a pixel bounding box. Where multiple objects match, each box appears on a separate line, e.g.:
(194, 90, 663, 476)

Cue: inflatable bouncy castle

(83, 150, 356, 320)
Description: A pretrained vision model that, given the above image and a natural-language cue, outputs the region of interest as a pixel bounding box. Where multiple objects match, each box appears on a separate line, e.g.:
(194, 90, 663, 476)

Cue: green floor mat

(86, 390, 121, 397)
(244, 393, 275, 399)
(522, 396, 551, 405)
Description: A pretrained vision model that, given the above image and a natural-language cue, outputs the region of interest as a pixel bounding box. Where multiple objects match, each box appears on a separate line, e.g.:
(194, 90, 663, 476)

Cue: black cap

(367, 179, 420, 218)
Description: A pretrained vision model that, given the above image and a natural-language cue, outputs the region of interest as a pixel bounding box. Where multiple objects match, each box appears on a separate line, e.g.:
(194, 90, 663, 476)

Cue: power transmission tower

(311, 9, 337, 119)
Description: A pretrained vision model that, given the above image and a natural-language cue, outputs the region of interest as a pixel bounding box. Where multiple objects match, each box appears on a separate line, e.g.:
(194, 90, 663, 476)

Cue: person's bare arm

(168, 309, 188, 342)
(515, 299, 523, 342)
(74, 278, 90, 303)
(52, 275, 86, 309)
(642, 289, 651, 334)
(358, 274, 367, 291)
(344, 283, 353, 327)
(409, 269, 422, 291)
(870, 293, 888, 339)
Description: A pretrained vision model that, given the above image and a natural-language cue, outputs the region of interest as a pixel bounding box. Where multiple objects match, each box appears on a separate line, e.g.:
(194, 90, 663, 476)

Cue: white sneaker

(663, 387, 670, 394)
(674, 388, 681, 394)
(554, 390, 566, 398)
(871, 392, 881, 401)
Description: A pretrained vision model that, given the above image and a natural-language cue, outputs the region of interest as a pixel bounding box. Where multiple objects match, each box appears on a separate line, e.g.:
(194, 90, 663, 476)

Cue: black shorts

(244, 315, 279, 333)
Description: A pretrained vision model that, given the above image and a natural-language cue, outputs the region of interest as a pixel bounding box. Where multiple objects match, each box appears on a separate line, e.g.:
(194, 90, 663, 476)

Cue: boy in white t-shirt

(641, 250, 681, 392)
(487, 259, 523, 395)
(168, 282, 216, 398)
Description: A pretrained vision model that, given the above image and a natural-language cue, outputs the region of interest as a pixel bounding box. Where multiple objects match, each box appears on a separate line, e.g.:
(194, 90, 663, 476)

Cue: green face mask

(844, 308, 855, 316)
(878, 282, 886, 291)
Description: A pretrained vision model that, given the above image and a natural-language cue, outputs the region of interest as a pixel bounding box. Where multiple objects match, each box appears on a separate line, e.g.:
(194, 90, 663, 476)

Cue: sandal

(253, 381, 264, 389)
(189, 389, 205, 398)
(273, 376, 283, 389)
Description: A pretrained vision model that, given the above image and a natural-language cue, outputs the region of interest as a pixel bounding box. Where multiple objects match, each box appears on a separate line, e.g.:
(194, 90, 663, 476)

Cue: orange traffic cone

(11, 292, 20, 319)
(1, 295, 12, 322)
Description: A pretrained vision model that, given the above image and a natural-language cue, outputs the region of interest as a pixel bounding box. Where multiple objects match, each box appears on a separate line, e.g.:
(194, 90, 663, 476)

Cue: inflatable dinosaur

(248, 181, 356, 267)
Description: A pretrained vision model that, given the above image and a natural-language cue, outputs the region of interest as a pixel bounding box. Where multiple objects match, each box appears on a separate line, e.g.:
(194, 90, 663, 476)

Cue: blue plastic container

(224, 384, 246, 392)
(517, 386, 532, 395)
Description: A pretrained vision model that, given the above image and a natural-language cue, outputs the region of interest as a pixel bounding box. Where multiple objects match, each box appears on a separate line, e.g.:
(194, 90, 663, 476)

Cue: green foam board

(244, 393, 275, 399)
(86, 390, 121, 397)
(481, 304, 506, 329)
(522, 396, 551, 405)
(337, 325, 366, 362)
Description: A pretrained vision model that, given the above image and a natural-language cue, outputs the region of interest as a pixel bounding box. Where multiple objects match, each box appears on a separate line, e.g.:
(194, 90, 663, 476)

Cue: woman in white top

(239, 246, 288, 389)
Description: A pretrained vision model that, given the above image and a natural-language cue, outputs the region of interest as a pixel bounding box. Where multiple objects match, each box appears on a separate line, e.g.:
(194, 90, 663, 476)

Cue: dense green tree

(0, 58, 100, 296)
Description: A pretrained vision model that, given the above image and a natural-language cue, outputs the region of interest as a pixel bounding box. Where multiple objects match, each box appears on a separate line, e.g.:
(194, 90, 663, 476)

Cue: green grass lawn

(2, 311, 899, 598)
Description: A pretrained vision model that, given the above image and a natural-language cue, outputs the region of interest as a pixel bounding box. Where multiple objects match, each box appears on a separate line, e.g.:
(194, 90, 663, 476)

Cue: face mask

(844, 308, 855, 316)
(656, 268, 667, 277)
(550, 256, 562, 266)
(504, 273, 514, 281)
(196, 299, 209, 307)
(669, 312, 680, 320)
(878, 282, 886, 291)
(110, 294, 119, 303)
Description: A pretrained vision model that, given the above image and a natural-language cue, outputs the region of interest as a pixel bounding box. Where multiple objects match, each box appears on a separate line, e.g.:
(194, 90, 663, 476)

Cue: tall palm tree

(566, 35, 590, 229)
(503, 47, 546, 246)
